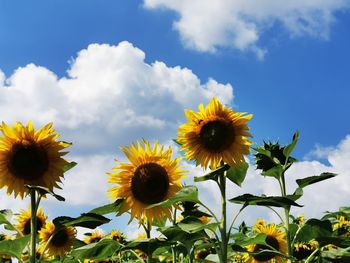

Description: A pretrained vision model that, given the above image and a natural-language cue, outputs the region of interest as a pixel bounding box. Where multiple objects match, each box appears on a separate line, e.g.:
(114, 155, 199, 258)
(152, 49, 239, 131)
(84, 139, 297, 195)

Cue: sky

(0, 0, 349, 238)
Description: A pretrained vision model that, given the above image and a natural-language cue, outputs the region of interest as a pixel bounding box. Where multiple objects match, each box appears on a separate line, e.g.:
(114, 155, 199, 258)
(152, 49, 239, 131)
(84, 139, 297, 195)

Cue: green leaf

(123, 238, 169, 255)
(194, 164, 230, 182)
(25, 185, 65, 201)
(296, 173, 337, 188)
(229, 194, 303, 208)
(53, 213, 110, 228)
(321, 246, 350, 262)
(0, 210, 16, 231)
(261, 165, 284, 179)
(283, 130, 299, 160)
(177, 217, 219, 234)
(317, 236, 350, 248)
(88, 199, 124, 215)
(226, 162, 248, 187)
(0, 235, 30, 259)
(63, 161, 77, 172)
(295, 219, 332, 242)
(233, 233, 267, 247)
(147, 186, 199, 209)
(71, 239, 120, 260)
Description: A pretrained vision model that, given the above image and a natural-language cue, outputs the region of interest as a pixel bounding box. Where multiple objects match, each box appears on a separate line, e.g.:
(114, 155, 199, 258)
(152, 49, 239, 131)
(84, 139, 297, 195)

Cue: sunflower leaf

(88, 199, 124, 215)
(0, 210, 16, 231)
(194, 164, 230, 182)
(146, 186, 199, 209)
(0, 235, 30, 259)
(225, 162, 248, 187)
(294, 219, 332, 242)
(63, 161, 78, 172)
(296, 172, 337, 189)
(178, 216, 219, 233)
(283, 130, 299, 160)
(122, 238, 169, 254)
(71, 239, 120, 260)
(53, 213, 110, 229)
(261, 165, 284, 179)
(25, 185, 65, 201)
(229, 194, 303, 208)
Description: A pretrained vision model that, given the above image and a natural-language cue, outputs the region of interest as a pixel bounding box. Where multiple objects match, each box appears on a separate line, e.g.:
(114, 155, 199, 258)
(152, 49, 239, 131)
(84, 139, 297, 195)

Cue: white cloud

(0, 41, 233, 211)
(144, 0, 349, 58)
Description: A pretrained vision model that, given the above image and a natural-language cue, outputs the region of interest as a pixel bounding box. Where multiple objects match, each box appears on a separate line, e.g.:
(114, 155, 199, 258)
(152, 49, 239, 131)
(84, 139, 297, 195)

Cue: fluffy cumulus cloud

(144, 0, 349, 59)
(0, 41, 233, 210)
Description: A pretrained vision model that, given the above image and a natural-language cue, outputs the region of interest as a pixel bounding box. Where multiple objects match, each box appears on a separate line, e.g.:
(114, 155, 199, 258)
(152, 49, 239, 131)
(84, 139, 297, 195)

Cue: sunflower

(107, 229, 125, 244)
(293, 240, 318, 261)
(16, 206, 47, 235)
(108, 139, 185, 225)
(0, 121, 71, 198)
(84, 229, 105, 244)
(177, 97, 252, 169)
(39, 221, 76, 257)
(247, 223, 287, 263)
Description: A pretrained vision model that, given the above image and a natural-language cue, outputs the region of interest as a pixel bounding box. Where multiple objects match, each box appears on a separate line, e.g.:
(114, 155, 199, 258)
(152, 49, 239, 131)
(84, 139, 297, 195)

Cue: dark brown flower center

(293, 244, 314, 260)
(23, 216, 44, 235)
(199, 120, 235, 152)
(131, 163, 169, 204)
(253, 235, 280, 261)
(51, 228, 69, 247)
(7, 142, 49, 181)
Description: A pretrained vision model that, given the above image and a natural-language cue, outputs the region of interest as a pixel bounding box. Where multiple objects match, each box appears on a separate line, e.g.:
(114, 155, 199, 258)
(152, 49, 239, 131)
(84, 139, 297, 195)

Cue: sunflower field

(0, 97, 349, 263)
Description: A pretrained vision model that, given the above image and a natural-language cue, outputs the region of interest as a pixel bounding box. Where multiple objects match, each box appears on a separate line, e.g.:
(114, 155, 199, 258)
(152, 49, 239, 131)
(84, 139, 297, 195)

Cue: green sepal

(226, 162, 248, 187)
(63, 161, 78, 172)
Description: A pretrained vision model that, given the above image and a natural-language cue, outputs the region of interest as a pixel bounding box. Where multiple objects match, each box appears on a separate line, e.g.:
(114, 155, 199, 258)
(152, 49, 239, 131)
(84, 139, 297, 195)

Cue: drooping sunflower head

(16, 206, 47, 235)
(84, 229, 105, 244)
(39, 221, 76, 257)
(108, 139, 185, 225)
(107, 229, 125, 244)
(293, 240, 318, 261)
(247, 223, 287, 263)
(0, 121, 71, 198)
(177, 97, 253, 169)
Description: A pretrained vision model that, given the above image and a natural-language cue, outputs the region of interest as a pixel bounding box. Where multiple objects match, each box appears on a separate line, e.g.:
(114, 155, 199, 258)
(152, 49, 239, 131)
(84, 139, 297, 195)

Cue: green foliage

(229, 194, 302, 208)
(225, 162, 248, 187)
(0, 235, 30, 259)
(71, 239, 120, 260)
(53, 213, 110, 228)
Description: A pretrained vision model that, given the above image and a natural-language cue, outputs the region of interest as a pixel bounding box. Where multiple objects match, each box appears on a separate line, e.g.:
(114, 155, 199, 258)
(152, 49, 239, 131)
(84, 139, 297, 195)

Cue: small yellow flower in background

(107, 229, 125, 243)
(198, 215, 211, 224)
(39, 221, 76, 257)
(293, 240, 318, 261)
(293, 214, 305, 225)
(16, 206, 47, 235)
(247, 223, 287, 263)
(333, 216, 350, 230)
(84, 229, 105, 244)
(232, 253, 249, 262)
(253, 219, 266, 231)
(177, 97, 252, 169)
(0, 121, 71, 198)
(108, 139, 185, 225)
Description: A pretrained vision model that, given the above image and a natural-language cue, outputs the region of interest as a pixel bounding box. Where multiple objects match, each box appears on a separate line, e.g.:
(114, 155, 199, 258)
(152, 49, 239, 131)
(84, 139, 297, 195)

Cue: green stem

(30, 189, 37, 263)
(198, 201, 219, 223)
(218, 172, 227, 263)
(280, 173, 292, 263)
(144, 222, 152, 263)
(227, 206, 244, 239)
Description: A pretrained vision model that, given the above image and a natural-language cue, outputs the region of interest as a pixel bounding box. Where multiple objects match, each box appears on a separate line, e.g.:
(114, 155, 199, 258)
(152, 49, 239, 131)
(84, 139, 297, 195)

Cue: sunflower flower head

(333, 216, 350, 236)
(293, 240, 318, 261)
(177, 97, 252, 169)
(39, 221, 76, 257)
(16, 206, 47, 235)
(247, 223, 287, 263)
(108, 139, 185, 225)
(84, 229, 105, 244)
(0, 121, 71, 198)
(107, 229, 125, 243)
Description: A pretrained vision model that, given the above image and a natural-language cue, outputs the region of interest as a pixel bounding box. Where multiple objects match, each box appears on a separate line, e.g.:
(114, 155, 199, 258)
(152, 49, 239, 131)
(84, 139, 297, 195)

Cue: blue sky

(0, 1, 350, 237)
